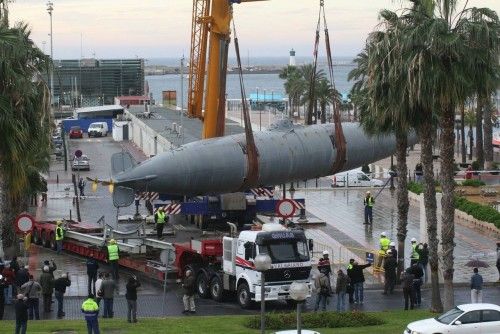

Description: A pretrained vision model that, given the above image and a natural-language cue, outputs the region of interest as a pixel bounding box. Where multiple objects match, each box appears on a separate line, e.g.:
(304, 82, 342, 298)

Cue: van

(87, 122, 109, 137)
(331, 170, 385, 188)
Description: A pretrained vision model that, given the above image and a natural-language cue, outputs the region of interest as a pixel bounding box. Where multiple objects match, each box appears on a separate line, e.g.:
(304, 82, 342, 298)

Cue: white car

(72, 155, 90, 171)
(404, 303, 500, 334)
(331, 171, 385, 187)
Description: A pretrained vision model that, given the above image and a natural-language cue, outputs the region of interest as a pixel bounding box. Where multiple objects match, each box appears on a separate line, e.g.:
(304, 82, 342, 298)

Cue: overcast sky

(7, 0, 500, 59)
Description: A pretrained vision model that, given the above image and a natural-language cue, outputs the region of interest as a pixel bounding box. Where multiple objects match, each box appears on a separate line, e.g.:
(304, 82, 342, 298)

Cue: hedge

(408, 181, 423, 195)
(461, 179, 486, 187)
(454, 196, 500, 228)
(244, 311, 384, 330)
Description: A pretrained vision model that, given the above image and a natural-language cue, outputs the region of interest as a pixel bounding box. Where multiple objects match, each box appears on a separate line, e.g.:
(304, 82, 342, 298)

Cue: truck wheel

(210, 276, 224, 302)
(237, 282, 252, 309)
(49, 232, 56, 250)
(196, 273, 211, 299)
(41, 231, 49, 248)
(32, 229, 40, 245)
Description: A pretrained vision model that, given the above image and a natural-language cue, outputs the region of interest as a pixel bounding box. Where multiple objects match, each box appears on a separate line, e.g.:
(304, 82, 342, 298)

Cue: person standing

(41, 260, 57, 278)
(363, 191, 375, 225)
(410, 238, 420, 265)
(419, 243, 429, 283)
(335, 269, 349, 311)
(105, 239, 120, 280)
(314, 267, 332, 311)
(401, 268, 415, 310)
(415, 163, 423, 182)
(346, 259, 355, 304)
(39, 266, 54, 313)
(375, 232, 390, 271)
(1, 262, 15, 305)
(154, 207, 168, 239)
(55, 221, 64, 255)
(382, 250, 397, 295)
(14, 294, 29, 334)
(409, 262, 424, 306)
(318, 250, 332, 277)
(81, 294, 100, 334)
(470, 267, 483, 303)
(389, 242, 397, 260)
(15, 266, 30, 295)
(86, 257, 99, 296)
(78, 177, 86, 197)
(0, 273, 7, 320)
(54, 273, 71, 318)
(20, 275, 41, 320)
(94, 273, 104, 311)
(351, 261, 371, 304)
(101, 273, 116, 318)
(125, 275, 141, 323)
(496, 242, 500, 282)
(182, 270, 196, 314)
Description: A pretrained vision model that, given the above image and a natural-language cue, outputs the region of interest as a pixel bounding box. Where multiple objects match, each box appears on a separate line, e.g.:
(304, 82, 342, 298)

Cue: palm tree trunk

(476, 97, 484, 169)
(440, 105, 456, 311)
(469, 122, 474, 161)
(0, 173, 17, 256)
(320, 102, 326, 124)
(419, 123, 443, 313)
(395, 132, 409, 281)
(460, 103, 466, 164)
(483, 98, 493, 170)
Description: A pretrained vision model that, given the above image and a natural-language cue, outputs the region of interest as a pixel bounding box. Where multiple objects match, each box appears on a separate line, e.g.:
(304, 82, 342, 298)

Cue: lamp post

(47, 1, 54, 106)
(255, 254, 272, 334)
(290, 282, 309, 334)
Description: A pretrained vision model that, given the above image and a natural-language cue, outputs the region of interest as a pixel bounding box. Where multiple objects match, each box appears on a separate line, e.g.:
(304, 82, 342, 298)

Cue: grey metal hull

(114, 121, 417, 195)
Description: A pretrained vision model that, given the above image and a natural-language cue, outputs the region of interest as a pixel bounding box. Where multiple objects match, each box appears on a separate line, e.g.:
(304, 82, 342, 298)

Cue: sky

(7, 0, 500, 60)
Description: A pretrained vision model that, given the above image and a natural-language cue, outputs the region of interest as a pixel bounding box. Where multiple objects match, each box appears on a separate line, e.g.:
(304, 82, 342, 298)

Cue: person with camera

(54, 273, 71, 318)
(314, 266, 332, 311)
(125, 275, 141, 323)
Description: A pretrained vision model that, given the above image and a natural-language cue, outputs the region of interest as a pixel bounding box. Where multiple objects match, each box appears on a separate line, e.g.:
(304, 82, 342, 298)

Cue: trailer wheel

(237, 282, 252, 309)
(41, 231, 49, 248)
(32, 229, 41, 245)
(210, 276, 224, 302)
(196, 273, 211, 299)
(49, 232, 56, 250)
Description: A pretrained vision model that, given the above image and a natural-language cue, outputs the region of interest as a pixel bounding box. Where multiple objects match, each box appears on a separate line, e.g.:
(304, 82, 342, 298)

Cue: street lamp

(290, 282, 309, 334)
(255, 254, 272, 334)
(47, 1, 54, 106)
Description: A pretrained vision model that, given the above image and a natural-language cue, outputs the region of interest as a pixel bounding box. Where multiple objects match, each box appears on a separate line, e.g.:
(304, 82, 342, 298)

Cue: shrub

(471, 160, 481, 171)
(461, 179, 486, 187)
(454, 196, 500, 228)
(408, 181, 423, 194)
(244, 311, 384, 330)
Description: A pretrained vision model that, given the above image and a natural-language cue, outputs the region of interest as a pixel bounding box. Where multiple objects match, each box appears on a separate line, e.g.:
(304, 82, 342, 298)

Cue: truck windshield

(259, 241, 309, 263)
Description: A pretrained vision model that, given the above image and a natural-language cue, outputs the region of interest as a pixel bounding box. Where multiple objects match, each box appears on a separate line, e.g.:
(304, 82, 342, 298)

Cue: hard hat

(389, 242, 396, 247)
(56, 220, 63, 225)
(411, 237, 417, 243)
(381, 232, 387, 237)
(366, 191, 371, 194)
(322, 250, 329, 256)
(43, 266, 49, 272)
(109, 239, 116, 244)
(386, 250, 392, 254)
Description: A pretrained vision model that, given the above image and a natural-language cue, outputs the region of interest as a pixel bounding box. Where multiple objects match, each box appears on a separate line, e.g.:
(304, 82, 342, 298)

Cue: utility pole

(180, 55, 185, 144)
(47, 1, 54, 106)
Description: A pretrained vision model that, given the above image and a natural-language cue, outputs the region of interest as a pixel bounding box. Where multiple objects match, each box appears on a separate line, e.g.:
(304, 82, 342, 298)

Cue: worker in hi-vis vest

(106, 239, 120, 280)
(154, 207, 169, 239)
(410, 238, 420, 265)
(363, 191, 375, 224)
(375, 232, 391, 271)
(55, 220, 64, 255)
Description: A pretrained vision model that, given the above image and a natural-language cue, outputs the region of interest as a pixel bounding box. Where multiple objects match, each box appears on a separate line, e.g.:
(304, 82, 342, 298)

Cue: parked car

(72, 154, 90, 171)
(88, 122, 109, 137)
(404, 303, 500, 334)
(330, 169, 385, 187)
(69, 126, 83, 139)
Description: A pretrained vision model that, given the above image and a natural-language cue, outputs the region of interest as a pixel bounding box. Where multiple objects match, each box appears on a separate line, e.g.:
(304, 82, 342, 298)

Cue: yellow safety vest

(365, 196, 374, 207)
(107, 244, 119, 261)
(156, 211, 166, 224)
(347, 264, 353, 270)
(380, 237, 390, 251)
(55, 226, 64, 241)
(411, 244, 420, 260)
(82, 298, 99, 312)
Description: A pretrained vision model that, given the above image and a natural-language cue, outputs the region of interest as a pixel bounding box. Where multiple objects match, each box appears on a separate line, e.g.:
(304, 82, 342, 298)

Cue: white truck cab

(331, 170, 384, 187)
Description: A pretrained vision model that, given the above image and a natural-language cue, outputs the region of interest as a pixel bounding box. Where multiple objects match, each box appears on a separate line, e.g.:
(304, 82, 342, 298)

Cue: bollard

(69, 210, 72, 221)
(56, 174, 59, 184)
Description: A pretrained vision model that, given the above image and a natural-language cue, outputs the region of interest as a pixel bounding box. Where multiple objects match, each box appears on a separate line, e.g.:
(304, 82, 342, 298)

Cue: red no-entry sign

(276, 199, 296, 218)
(15, 213, 35, 234)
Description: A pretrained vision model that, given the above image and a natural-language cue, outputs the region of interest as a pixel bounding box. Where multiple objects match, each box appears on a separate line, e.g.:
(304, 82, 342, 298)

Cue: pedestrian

(1, 262, 15, 305)
(20, 275, 41, 320)
(41, 260, 57, 278)
(39, 265, 54, 313)
(0, 273, 7, 320)
(101, 273, 116, 318)
(154, 207, 168, 239)
(95, 272, 104, 311)
(375, 232, 390, 271)
(470, 267, 483, 303)
(389, 242, 397, 260)
(335, 269, 349, 311)
(105, 239, 120, 280)
(86, 256, 99, 295)
(465, 165, 473, 180)
(134, 192, 141, 215)
(318, 250, 331, 277)
(10, 258, 21, 298)
(55, 220, 65, 255)
(346, 259, 355, 303)
(382, 250, 397, 295)
(78, 177, 86, 196)
(15, 265, 30, 294)
(54, 273, 71, 318)
(419, 243, 429, 283)
(409, 262, 423, 306)
(410, 238, 420, 265)
(496, 242, 500, 282)
(415, 162, 423, 182)
(350, 261, 371, 304)
(314, 267, 332, 311)
(125, 275, 141, 323)
(14, 294, 29, 334)
(363, 191, 375, 225)
(401, 268, 415, 310)
(81, 294, 100, 334)
(181, 270, 196, 314)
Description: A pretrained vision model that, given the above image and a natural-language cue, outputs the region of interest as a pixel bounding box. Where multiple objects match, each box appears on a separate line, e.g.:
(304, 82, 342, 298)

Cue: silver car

(72, 155, 90, 171)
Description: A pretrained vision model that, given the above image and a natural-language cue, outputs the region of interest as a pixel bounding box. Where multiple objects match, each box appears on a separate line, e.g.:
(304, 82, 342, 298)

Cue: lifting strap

(311, 0, 346, 174)
(232, 19, 259, 190)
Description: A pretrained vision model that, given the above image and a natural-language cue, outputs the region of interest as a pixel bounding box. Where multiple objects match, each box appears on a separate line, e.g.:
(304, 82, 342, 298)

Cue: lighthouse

(289, 48, 296, 66)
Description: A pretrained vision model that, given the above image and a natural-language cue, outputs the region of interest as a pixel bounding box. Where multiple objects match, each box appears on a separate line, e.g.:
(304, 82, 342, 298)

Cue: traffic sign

(74, 149, 82, 158)
(366, 252, 375, 264)
(276, 199, 296, 218)
(15, 213, 35, 233)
